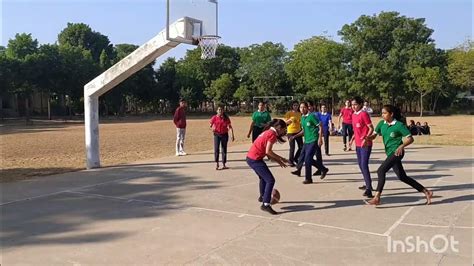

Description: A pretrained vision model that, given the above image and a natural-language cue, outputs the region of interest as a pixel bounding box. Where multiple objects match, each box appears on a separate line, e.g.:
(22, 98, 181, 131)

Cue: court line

(382, 177, 445, 237)
(399, 222, 474, 229)
(190, 207, 386, 237)
(0, 175, 138, 207)
(36, 190, 387, 238)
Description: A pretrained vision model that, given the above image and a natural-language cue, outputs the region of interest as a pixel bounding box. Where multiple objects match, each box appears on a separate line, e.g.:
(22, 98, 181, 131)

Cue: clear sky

(1, 0, 472, 66)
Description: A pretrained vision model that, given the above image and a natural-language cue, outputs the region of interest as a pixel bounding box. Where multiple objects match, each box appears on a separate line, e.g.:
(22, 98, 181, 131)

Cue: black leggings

(376, 153, 425, 193)
(342, 123, 353, 145)
(252, 126, 263, 143)
(214, 133, 229, 164)
(287, 133, 303, 164)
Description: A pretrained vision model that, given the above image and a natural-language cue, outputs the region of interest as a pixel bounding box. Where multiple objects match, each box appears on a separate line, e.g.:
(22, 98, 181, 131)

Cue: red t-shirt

(173, 107, 186, 128)
(210, 115, 231, 135)
(340, 107, 354, 124)
(352, 110, 373, 147)
(247, 129, 277, 160)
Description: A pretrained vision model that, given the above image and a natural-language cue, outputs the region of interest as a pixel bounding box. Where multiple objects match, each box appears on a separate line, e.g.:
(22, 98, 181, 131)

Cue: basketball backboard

(167, 0, 218, 45)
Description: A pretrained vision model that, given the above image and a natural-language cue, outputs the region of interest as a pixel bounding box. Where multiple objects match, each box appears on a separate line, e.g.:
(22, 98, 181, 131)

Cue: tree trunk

(331, 93, 335, 115)
(47, 96, 51, 120)
(0, 95, 3, 121)
(419, 94, 423, 117)
(25, 96, 30, 123)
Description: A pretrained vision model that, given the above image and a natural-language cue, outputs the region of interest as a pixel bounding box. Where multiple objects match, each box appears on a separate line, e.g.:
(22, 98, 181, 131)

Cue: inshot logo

(387, 235, 459, 253)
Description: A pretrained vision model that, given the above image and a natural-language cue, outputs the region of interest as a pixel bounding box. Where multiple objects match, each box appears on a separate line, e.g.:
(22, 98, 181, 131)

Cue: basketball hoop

(197, 35, 220, 59)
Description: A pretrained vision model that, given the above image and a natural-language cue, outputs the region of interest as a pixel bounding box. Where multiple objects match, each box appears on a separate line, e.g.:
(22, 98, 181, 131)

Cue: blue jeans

(246, 157, 275, 204)
(296, 142, 327, 181)
(214, 133, 228, 164)
(356, 146, 373, 191)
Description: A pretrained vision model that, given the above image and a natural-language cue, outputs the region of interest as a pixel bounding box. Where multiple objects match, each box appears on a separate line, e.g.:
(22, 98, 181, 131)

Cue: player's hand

(318, 138, 323, 147)
(231, 136, 235, 142)
(278, 158, 288, 168)
(247, 133, 251, 138)
(395, 146, 404, 156)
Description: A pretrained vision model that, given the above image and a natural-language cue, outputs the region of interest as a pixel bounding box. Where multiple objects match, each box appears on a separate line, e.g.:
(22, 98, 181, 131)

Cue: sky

(1, 0, 473, 66)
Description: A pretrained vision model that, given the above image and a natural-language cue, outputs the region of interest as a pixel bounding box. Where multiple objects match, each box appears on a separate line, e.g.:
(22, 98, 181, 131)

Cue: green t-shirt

(375, 119, 412, 156)
(301, 114, 320, 144)
(252, 111, 271, 128)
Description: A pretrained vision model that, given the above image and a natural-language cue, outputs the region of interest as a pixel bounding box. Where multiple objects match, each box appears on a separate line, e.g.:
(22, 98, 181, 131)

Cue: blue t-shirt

(316, 112, 332, 132)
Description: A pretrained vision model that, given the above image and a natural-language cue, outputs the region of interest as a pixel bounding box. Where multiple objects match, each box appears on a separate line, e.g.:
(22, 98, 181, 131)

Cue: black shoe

(258, 196, 263, 202)
(343, 145, 347, 151)
(320, 169, 329, 180)
(313, 170, 321, 176)
(363, 190, 374, 198)
(359, 185, 367, 190)
(302, 179, 313, 184)
(260, 204, 278, 215)
(291, 170, 301, 177)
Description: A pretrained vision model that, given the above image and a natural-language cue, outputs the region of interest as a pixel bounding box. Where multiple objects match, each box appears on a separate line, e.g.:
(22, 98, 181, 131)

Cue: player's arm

(265, 141, 288, 167)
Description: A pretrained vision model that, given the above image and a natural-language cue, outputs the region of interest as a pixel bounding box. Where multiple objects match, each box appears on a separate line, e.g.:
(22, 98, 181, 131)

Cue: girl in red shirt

(210, 106, 235, 170)
(246, 119, 289, 215)
(338, 99, 354, 151)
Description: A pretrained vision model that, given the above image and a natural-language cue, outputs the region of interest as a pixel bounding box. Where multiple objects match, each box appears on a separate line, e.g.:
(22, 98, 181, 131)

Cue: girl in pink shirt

(349, 96, 374, 198)
(246, 119, 289, 215)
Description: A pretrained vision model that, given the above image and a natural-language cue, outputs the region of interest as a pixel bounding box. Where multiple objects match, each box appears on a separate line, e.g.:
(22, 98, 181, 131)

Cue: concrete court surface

(1, 141, 472, 265)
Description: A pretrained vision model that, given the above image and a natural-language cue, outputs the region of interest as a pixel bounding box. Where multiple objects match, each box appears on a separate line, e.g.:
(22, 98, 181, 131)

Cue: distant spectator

(420, 122, 431, 135)
(408, 120, 420, 135)
(362, 101, 373, 115)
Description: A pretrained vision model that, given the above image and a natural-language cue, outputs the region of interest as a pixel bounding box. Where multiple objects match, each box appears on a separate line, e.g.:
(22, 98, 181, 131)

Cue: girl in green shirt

(365, 105, 433, 206)
(247, 101, 272, 142)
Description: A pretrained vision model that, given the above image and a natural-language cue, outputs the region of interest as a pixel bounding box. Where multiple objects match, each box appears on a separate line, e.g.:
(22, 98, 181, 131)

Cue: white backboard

(167, 0, 218, 45)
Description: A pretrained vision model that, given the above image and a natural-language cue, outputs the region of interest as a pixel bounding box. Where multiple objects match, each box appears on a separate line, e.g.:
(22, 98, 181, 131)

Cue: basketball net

(198, 35, 220, 59)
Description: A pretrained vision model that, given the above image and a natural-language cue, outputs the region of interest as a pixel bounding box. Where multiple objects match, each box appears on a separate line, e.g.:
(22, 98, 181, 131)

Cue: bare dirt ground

(1, 115, 472, 182)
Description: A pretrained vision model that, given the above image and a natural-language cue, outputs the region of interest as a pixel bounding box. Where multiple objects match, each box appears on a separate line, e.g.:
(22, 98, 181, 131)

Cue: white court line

(382, 177, 445, 236)
(190, 207, 386, 237)
(399, 222, 474, 229)
(0, 175, 138, 207)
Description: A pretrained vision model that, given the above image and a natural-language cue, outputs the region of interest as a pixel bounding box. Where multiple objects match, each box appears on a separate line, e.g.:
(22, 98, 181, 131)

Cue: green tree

(339, 12, 437, 106)
(408, 66, 442, 116)
(448, 40, 474, 92)
(285, 36, 349, 110)
(4, 33, 40, 121)
(205, 73, 235, 106)
(58, 23, 114, 63)
(237, 42, 289, 97)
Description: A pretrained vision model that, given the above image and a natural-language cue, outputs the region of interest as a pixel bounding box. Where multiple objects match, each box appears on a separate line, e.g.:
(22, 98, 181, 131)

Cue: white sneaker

(180, 151, 187, 156)
(176, 152, 181, 156)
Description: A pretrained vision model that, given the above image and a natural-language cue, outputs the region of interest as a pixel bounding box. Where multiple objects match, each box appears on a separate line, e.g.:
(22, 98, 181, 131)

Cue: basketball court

(1, 142, 472, 264)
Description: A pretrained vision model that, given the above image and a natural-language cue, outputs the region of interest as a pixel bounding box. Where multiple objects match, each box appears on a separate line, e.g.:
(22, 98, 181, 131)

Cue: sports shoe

(359, 185, 367, 190)
(320, 168, 329, 180)
(313, 170, 321, 176)
(302, 179, 313, 184)
(291, 170, 301, 177)
(179, 151, 187, 156)
(260, 204, 278, 215)
(363, 190, 374, 198)
(258, 196, 263, 202)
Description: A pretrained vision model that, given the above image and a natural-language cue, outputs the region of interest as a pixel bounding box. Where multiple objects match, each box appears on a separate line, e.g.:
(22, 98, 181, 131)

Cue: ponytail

(263, 118, 287, 143)
(383, 104, 406, 125)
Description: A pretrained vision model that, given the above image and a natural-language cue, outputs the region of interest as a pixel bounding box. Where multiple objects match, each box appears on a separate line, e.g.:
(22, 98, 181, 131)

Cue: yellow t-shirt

(284, 111, 302, 134)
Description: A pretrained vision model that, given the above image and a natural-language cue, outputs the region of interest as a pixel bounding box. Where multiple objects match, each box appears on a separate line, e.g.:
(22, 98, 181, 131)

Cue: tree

(5, 33, 40, 121)
(448, 40, 474, 92)
(285, 36, 349, 111)
(408, 66, 442, 116)
(58, 23, 114, 63)
(155, 58, 179, 112)
(339, 12, 437, 106)
(236, 42, 289, 97)
(205, 73, 236, 106)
